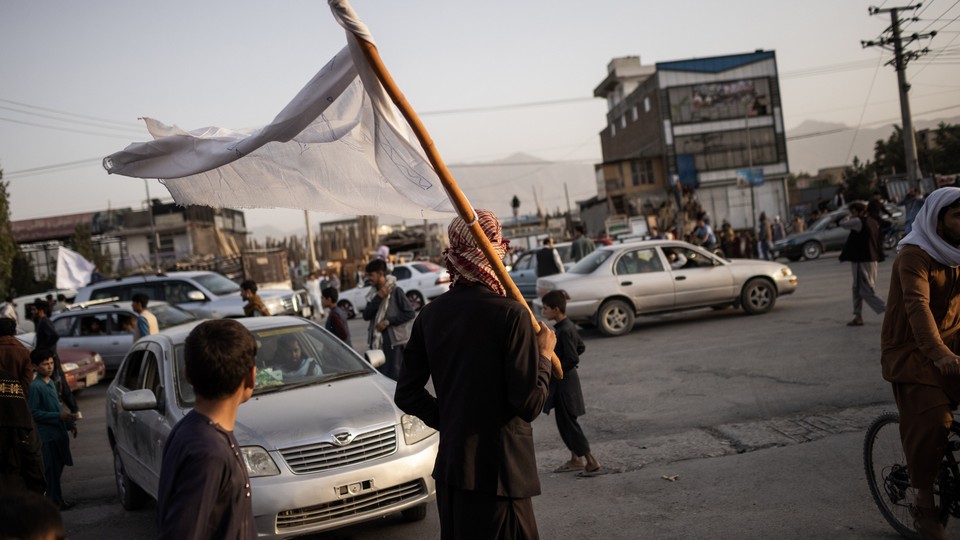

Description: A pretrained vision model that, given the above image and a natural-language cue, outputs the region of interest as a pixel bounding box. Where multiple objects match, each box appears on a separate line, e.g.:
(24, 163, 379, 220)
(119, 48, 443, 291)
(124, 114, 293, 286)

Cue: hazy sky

(2, 0, 959, 234)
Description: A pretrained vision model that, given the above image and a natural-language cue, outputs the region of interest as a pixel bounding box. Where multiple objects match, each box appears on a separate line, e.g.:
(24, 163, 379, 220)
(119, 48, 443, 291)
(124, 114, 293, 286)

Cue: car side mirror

(120, 389, 158, 411)
(365, 349, 386, 369)
(187, 291, 205, 301)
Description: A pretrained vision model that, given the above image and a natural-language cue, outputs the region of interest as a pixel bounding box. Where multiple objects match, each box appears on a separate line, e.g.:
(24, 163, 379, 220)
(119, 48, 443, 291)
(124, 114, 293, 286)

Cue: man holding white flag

(56, 247, 95, 291)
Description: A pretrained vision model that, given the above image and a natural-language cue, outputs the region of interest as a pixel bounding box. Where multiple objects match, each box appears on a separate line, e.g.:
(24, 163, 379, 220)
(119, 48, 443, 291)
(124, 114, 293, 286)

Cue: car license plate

(86, 373, 98, 387)
(335, 479, 373, 498)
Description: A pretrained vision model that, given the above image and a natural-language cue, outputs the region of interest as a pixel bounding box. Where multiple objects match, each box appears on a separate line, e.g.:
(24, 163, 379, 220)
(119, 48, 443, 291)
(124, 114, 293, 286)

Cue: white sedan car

(337, 261, 451, 319)
(534, 240, 799, 337)
(105, 316, 438, 538)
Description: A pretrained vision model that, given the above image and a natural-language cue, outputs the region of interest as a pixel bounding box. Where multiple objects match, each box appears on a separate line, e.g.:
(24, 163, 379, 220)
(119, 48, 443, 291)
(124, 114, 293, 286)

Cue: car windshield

(568, 249, 613, 274)
(150, 304, 197, 329)
(173, 323, 373, 407)
(811, 214, 838, 231)
(192, 274, 241, 296)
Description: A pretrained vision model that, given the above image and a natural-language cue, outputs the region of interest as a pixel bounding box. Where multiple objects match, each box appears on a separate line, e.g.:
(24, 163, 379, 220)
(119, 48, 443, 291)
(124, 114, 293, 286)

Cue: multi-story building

(11, 202, 247, 278)
(594, 51, 790, 232)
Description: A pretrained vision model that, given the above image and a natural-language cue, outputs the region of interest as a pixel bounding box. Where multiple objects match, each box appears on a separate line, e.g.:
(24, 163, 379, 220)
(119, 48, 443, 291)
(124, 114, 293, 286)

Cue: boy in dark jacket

(541, 290, 603, 476)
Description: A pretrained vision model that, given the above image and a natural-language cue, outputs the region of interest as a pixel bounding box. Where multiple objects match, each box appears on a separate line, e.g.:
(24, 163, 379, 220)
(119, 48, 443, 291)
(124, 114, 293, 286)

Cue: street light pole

(144, 179, 160, 271)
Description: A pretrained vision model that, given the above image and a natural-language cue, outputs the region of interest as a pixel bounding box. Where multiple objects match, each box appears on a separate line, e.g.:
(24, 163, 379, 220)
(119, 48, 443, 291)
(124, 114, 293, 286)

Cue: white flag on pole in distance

(103, 0, 456, 220)
(56, 246, 95, 290)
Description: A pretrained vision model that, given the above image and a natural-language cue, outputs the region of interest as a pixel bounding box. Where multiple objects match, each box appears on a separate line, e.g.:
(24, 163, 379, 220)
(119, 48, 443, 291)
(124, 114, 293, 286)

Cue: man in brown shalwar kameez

(881, 187, 960, 540)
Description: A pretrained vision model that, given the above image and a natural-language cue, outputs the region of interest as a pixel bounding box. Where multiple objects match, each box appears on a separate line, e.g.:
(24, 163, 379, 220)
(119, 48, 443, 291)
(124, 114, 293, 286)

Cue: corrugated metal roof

(11, 212, 95, 243)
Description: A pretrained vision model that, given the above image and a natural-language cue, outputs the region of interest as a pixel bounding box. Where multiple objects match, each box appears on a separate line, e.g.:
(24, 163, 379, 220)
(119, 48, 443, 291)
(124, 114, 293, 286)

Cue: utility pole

(862, 4, 936, 193)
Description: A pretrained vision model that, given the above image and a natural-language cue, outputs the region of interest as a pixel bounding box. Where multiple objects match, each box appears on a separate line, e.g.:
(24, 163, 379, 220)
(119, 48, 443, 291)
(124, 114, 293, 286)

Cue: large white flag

(56, 247, 95, 290)
(103, 0, 456, 220)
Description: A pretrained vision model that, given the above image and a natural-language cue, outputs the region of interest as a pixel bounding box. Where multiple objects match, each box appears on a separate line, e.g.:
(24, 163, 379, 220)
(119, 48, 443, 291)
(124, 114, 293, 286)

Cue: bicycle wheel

(863, 412, 921, 539)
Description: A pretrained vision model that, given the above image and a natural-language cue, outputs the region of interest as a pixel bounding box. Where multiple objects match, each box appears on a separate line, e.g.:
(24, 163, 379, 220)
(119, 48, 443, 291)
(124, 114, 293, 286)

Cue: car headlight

(240, 446, 280, 477)
(62, 362, 80, 372)
(401, 414, 436, 445)
(780, 267, 793, 277)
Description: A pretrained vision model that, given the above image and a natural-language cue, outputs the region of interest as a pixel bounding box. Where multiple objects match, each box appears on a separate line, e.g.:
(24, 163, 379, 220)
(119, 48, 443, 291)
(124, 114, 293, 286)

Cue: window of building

(630, 161, 640, 186)
(620, 115, 627, 129)
(642, 160, 655, 185)
(611, 122, 616, 137)
(643, 97, 651, 113)
(631, 106, 638, 122)
(673, 127, 778, 173)
(667, 77, 772, 125)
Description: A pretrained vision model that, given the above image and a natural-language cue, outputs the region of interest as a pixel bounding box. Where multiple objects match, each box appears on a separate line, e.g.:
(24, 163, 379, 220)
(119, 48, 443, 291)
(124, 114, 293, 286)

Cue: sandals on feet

(576, 467, 610, 478)
(553, 461, 585, 473)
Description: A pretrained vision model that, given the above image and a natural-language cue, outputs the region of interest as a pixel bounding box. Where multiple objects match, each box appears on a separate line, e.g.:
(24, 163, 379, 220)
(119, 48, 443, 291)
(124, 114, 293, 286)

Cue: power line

(0, 116, 145, 140)
(0, 104, 146, 134)
(0, 97, 143, 129)
(844, 53, 886, 164)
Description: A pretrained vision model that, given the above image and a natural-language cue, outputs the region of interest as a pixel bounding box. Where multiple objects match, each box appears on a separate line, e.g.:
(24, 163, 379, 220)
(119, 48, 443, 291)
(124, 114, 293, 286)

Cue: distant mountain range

(248, 115, 959, 240)
(786, 115, 960, 175)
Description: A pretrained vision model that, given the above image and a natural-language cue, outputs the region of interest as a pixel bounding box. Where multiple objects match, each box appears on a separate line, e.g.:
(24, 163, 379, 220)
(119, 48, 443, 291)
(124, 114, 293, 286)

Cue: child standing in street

(156, 319, 258, 539)
(28, 348, 77, 510)
(541, 290, 603, 476)
(321, 287, 351, 348)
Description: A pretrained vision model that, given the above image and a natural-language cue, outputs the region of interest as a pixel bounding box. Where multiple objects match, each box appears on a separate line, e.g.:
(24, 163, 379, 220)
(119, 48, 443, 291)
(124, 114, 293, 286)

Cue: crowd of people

(4, 179, 959, 539)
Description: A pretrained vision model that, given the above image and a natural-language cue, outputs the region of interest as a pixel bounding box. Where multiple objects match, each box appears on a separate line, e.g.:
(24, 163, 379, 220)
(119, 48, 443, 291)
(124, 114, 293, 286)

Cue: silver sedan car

(533, 240, 799, 336)
(105, 316, 438, 538)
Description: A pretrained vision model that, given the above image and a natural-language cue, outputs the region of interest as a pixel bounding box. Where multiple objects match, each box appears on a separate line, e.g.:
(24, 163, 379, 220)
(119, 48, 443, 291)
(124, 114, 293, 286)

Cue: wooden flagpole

(356, 40, 563, 379)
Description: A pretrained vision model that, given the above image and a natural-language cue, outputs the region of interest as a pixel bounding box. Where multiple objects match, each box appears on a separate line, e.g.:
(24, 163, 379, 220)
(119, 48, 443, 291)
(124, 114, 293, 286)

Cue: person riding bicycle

(881, 187, 960, 540)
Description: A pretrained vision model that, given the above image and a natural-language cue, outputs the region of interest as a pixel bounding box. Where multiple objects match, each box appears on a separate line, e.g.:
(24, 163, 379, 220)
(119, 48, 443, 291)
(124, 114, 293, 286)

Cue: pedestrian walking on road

(240, 280, 270, 317)
(536, 237, 564, 278)
(362, 259, 415, 381)
(540, 290, 603, 477)
(321, 287, 351, 348)
(28, 348, 77, 511)
(570, 225, 595, 262)
(880, 187, 960, 540)
(131, 294, 159, 340)
(839, 201, 886, 326)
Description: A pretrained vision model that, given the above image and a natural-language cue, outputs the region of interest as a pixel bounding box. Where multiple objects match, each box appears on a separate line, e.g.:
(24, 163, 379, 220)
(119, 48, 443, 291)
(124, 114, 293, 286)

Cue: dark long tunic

(543, 318, 585, 417)
(394, 283, 551, 498)
(156, 410, 255, 540)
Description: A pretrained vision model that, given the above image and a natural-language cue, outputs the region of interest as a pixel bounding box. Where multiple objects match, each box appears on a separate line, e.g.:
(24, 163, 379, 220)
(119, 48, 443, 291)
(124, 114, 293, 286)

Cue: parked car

(11, 289, 77, 333)
(508, 242, 576, 302)
(774, 203, 904, 261)
(48, 301, 198, 375)
(336, 262, 451, 319)
(533, 240, 799, 337)
(16, 334, 106, 393)
(73, 271, 310, 319)
(105, 316, 438, 538)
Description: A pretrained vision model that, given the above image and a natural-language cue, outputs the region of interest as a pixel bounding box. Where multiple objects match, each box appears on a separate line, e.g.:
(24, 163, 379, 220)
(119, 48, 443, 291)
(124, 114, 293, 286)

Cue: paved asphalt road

(56, 253, 925, 539)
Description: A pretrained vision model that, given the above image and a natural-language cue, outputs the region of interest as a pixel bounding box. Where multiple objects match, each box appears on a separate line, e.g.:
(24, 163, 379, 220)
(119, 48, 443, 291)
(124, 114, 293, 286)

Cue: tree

(926, 122, 960, 175)
(842, 157, 876, 201)
(70, 223, 112, 275)
(0, 172, 14, 297)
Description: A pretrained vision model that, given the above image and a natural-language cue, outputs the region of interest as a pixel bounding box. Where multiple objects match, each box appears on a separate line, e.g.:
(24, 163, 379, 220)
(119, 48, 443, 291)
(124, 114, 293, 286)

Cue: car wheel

(337, 300, 355, 320)
(786, 255, 801, 262)
(596, 299, 635, 337)
(406, 290, 425, 311)
(401, 503, 428, 522)
(113, 449, 148, 510)
(802, 241, 822, 260)
(740, 278, 777, 315)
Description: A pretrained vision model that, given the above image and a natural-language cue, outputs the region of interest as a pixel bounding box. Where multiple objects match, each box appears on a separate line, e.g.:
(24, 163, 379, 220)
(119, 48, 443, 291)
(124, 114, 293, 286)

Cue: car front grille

(279, 426, 398, 474)
(275, 479, 426, 530)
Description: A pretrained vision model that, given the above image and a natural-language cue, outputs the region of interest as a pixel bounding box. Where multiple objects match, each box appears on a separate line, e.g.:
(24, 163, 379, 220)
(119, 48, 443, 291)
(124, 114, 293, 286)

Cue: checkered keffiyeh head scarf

(443, 209, 509, 296)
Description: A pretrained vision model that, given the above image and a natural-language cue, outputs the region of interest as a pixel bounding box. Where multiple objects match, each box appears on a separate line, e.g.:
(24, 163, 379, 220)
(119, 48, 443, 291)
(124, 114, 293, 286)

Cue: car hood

(232, 373, 400, 450)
